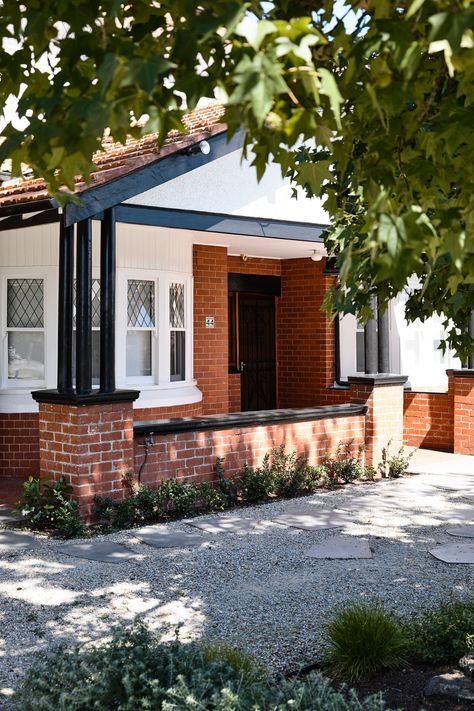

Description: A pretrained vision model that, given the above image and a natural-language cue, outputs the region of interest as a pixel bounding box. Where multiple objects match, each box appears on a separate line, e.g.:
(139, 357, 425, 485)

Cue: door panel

(238, 294, 276, 411)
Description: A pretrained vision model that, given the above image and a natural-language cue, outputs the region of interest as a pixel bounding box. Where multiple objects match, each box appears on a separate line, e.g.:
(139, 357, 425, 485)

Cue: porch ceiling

(194, 232, 327, 260)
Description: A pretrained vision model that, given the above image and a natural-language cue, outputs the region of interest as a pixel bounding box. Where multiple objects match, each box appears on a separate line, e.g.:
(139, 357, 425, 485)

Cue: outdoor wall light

(185, 140, 211, 156)
(310, 250, 324, 262)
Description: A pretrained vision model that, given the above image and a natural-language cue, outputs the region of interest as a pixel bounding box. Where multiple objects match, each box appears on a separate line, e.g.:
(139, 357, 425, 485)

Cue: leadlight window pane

(170, 331, 185, 381)
(72, 279, 101, 328)
(128, 280, 155, 328)
(169, 282, 185, 328)
(126, 332, 152, 376)
(8, 332, 45, 380)
(7, 279, 44, 328)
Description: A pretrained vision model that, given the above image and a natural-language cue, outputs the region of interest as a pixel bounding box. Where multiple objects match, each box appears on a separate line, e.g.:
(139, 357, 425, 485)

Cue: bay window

(6, 278, 45, 384)
(126, 279, 156, 380)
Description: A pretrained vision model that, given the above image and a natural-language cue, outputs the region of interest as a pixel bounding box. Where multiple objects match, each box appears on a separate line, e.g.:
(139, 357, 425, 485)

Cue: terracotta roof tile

(0, 101, 225, 207)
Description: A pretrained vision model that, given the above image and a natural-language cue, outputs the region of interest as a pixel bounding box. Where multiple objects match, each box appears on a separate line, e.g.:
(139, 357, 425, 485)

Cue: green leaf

(318, 68, 343, 129)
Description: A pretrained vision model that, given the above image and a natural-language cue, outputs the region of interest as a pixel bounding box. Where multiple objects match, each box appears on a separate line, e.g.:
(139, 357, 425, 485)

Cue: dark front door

(239, 293, 276, 411)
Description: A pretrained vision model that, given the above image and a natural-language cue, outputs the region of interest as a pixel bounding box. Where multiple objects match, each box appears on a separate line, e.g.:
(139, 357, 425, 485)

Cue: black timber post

(100, 208, 116, 393)
(76, 219, 93, 395)
(57, 217, 75, 393)
(364, 297, 378, 374)
(377, 305, 390, 373)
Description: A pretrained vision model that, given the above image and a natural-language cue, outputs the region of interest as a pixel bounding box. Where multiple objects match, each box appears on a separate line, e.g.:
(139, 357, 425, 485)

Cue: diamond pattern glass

(7, 279, 44, 328)
(169, 282, 185, 328)
(128, 280, 155, 328)
(72, 279, 101, 328)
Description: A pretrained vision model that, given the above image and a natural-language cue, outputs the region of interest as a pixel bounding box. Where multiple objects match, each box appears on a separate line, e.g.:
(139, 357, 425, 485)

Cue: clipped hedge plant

(406, 598, 474, 664)
(14, 623, 394, 711)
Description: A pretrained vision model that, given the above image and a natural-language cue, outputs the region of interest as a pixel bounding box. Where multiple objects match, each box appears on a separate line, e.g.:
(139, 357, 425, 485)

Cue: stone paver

(446, 525, 474, 538)
(135, 527, 210, 548)
(306, 534, 372, 559)
(58, 541, 140, 563)
(0, 529, 42, 554)
(271, 509, 352, 530)
(0, 507, 21, 525)
(429, 543, 474, 564)
(185, 516, 259, 534)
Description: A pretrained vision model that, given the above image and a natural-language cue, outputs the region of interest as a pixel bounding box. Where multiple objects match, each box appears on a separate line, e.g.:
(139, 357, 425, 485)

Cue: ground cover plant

(15, 475, 85, 539)
(14, 622, 394, 711)
(405, 598, 474, 665)
(16, 441, 415, 536)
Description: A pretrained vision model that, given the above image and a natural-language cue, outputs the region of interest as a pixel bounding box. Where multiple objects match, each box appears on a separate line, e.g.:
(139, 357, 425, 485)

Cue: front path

(0, 454, 473, 703)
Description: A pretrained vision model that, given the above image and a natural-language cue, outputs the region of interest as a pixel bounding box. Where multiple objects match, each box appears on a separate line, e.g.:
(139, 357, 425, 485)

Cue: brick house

(1, 102, 472, 517)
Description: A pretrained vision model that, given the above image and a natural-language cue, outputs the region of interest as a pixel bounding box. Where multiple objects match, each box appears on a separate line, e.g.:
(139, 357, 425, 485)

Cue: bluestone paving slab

(446, 525, 474, 538)
(306, 535, 372, 559)
(185, 516, 258, 534)
(0, 506, 22, 525)
(135, 527, 210, 548)
(271, 509, 352, 530)
(58, 541, 140, 563)
(429, 543, 474, 564)
(0, 529, 41, 554)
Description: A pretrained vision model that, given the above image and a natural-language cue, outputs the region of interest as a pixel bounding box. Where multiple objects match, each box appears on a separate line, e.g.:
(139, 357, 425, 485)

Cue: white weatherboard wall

(0, 221, 200, 412)
(125, 149, 330, 225)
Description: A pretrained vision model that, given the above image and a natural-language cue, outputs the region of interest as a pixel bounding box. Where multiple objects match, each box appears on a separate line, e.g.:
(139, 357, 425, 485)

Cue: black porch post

(364, 297, 378, 374)
(76, 219, 93, 395)
(377, 304, 390, 373)
(100, 208, 116, 393)
(57, 218, 74, 393)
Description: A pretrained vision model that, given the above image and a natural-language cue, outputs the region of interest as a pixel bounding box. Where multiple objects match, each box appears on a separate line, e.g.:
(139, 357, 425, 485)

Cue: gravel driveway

(1, 467, 473, 705)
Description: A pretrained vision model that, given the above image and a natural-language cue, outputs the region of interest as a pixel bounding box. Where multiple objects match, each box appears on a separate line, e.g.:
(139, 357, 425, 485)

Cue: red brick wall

(227, 255, 282, 276)
(279, 258, 347, 408)
(403, 388, 454, 452)
(228, 373, 241, 412)
(0, 413, 40, 478)
(451, 371, 474, 455)
(38, 401, 134, 518)
(193, 245, 229, 415)
(135, 402, 203, 422)
(350, 380, 405, 466)
(135, 411, 365, 487)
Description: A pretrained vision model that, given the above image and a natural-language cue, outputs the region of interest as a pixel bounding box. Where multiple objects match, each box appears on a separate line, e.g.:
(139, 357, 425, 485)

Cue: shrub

(14, 623, 394, 711)
(271, 444, 310, 498)
(16, 476, 85, 539)
(378, 440, 413, 479)
(325, 603, 408, 681)
(406, 598, 474, 664)
(241, 454, 274, 502)
(323, 441, 364, 485)
(214, 457, 240, 507)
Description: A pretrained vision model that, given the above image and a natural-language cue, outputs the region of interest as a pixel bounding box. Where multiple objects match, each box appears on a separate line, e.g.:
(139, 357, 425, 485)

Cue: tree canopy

(1, 1, 474, 357)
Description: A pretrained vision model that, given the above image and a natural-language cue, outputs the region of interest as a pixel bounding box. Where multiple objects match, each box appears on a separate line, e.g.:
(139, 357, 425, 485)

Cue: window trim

(1, 269, 55, 390)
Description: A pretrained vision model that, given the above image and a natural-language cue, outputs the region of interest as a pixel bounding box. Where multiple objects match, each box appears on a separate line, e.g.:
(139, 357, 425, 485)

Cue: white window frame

(0, 267, 56, 390)
(116, 270, 193, 388)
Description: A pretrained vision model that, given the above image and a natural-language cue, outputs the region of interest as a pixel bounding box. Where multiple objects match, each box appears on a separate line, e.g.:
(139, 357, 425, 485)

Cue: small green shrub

(323, 441, 364, 485)
(16, 476, 85, 538)
(363, 465, 377, 482)
(271, 444, 309, 498)
(214, 457, 240, 507)
(241, 454, 274, 502)
(378, 440, 414, 479)
(406, 598, 474, 664)
(325, 603, 408, 681)
(14, 623, 394, 711)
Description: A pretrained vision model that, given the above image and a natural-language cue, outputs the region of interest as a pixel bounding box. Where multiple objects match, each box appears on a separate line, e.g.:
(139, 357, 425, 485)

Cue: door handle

(240, 361, 246, 372)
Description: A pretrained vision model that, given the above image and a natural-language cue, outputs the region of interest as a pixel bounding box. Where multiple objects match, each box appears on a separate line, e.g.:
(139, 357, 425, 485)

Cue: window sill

(131, 382, 202, 409)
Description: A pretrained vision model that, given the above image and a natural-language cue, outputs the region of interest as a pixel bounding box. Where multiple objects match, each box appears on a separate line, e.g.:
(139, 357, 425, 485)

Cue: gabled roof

(0, 101, 225, 208)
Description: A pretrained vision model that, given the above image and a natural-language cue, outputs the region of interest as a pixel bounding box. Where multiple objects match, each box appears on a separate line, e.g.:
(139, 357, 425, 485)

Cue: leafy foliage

(378, 440, 414, 479)
(406, 598, 474, 664)
(325, 603, 409, 681)
(1, 2, 474, 355)
(14, 622, 394, 710)
(320, 441, 365, 485)
(16, 475, 85, 538)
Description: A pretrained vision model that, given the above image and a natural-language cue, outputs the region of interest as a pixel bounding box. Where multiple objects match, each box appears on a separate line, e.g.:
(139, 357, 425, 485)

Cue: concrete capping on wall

(134, 403, 368, 438)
